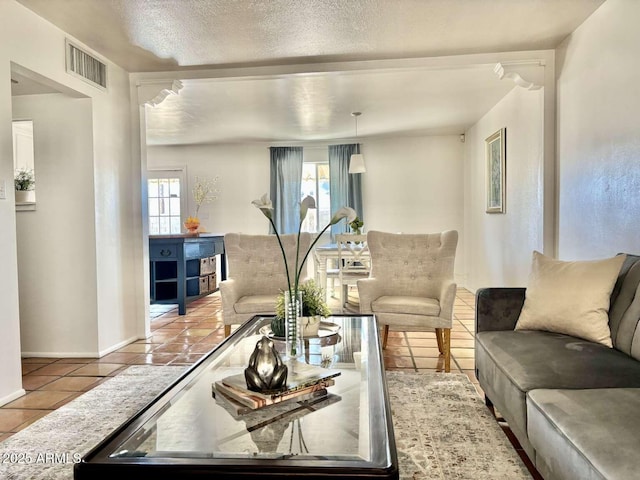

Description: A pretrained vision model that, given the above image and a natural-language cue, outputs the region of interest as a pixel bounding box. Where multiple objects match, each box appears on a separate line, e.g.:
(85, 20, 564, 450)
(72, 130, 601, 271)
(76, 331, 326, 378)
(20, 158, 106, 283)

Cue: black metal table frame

(74, 315, 398, 479)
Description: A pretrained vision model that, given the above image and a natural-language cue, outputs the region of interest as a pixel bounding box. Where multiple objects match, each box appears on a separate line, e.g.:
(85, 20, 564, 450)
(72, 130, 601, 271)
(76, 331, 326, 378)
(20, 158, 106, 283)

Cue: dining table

(314, 240, 370, 302)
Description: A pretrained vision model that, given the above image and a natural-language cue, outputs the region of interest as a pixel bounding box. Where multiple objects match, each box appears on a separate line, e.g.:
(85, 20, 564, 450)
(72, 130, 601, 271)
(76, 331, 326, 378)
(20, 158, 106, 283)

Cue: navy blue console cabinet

(149, 234, 225, 315)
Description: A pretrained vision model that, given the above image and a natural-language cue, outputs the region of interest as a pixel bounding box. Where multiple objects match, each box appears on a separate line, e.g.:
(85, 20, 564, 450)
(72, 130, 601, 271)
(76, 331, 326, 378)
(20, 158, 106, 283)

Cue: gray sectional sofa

(475, 253, 640, 480)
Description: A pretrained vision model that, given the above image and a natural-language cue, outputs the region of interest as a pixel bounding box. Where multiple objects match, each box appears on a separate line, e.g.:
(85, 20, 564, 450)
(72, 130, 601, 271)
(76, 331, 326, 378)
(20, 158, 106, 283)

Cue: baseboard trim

(98, 335, 139, 357)
(21, 351, 99, 358)
(21, 335, 141, 359)
(455, 273, 468, 290)
(0, 388, 27, 407)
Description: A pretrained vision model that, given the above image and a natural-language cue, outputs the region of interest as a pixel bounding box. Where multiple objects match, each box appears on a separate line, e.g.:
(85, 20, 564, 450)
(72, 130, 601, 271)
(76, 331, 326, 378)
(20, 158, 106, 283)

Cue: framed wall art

(486, 128, 506, 213)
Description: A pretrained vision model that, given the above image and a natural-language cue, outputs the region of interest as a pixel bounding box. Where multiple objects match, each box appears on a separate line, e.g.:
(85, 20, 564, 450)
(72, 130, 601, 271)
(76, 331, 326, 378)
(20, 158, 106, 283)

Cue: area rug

(0, 367, 529, 479)
(386, 372, 530, 479)
(0, 366, 186, 480)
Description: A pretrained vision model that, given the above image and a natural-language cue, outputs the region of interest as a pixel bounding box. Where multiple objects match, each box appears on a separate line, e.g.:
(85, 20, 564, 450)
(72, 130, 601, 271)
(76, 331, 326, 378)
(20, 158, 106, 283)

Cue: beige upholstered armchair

(358, 230, 458, 372)
(220, 232, 311, 336)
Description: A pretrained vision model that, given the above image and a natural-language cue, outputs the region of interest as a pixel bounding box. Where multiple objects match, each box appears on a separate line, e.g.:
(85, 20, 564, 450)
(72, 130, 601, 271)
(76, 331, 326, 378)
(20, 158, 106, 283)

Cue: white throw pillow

(515, 251, 626, 347)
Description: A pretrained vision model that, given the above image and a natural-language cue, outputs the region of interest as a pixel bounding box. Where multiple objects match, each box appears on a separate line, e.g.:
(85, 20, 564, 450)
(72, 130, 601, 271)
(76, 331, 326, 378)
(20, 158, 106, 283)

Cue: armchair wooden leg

(443, 328, 451, 373)
(435, 328, 444, 354)
(224, 325, 231, 337)
(382, 325, 389, 349)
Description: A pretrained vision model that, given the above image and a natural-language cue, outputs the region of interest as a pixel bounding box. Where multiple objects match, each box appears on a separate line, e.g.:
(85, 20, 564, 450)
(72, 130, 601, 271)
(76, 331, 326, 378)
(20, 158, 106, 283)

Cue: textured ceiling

(14, 0, 605, 145)
(16, 0, 604, 72)
(145, 65, 516, 145)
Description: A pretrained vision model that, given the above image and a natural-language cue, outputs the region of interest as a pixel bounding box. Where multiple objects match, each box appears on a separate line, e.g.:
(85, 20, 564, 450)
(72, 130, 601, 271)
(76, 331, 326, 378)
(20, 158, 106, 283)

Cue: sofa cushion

(515, 251, 625, 347)
(371, 296, 440, 316)
(609, 254, 640, 359)
(527, 388, 640, 480)
(475, 330, 640, 455)
(234, 294, 278, 314)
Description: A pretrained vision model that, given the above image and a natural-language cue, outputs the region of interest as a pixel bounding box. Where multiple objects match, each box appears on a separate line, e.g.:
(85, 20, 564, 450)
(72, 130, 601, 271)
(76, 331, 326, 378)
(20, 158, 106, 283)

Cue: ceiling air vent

(65, 40, 107, 90)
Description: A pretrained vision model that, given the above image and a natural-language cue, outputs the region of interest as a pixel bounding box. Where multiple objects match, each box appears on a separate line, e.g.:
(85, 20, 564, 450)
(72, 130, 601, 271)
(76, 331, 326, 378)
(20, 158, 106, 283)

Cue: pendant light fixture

(349, 111, 366, 174)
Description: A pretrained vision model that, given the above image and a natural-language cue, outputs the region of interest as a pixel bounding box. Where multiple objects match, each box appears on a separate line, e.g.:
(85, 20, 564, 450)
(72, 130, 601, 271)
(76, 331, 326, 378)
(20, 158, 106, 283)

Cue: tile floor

(0, 289, 540, 478)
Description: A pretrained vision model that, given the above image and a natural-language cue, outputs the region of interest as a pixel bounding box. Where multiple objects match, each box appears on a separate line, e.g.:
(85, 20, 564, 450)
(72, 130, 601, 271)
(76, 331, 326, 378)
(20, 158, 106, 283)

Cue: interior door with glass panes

(148, 169, 186, 235)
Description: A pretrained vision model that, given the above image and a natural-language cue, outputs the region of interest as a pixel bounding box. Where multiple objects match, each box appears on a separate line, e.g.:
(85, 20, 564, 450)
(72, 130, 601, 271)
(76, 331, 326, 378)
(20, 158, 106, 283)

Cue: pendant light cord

(352, 111, 361, 154)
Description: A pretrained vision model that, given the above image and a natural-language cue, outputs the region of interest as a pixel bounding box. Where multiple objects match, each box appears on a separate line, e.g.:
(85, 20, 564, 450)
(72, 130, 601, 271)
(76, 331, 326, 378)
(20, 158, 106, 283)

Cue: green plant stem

(296, 222, 333, 286)
(267, 216, 292, 296)
(264, 209, 350, 357)
(293, 221, 303, 298)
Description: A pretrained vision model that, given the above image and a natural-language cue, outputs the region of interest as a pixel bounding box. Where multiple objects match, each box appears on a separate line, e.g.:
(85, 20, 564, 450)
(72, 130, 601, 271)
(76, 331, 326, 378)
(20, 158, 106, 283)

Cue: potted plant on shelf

(349, 216, 363, 235)
(273, 280, 332, 337)
(14, 168, 35, 203)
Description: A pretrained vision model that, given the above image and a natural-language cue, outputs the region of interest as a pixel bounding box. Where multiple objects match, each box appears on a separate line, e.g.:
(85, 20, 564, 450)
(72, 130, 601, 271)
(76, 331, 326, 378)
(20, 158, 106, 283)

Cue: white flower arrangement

(192, 176, 219, 217)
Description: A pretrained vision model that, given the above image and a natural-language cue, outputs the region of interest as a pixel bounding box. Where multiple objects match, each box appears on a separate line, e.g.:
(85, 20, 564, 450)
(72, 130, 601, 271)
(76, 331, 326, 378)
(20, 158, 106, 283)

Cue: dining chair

(324, 263, 339, 300)
(335, 234, 370, 312)
(219, 232, 311, 337)
(358, 230, 458, 372)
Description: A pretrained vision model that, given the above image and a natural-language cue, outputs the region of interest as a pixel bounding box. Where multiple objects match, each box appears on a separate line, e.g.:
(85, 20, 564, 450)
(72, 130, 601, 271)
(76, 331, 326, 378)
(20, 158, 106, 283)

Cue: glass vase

(284, 289, 304, 361)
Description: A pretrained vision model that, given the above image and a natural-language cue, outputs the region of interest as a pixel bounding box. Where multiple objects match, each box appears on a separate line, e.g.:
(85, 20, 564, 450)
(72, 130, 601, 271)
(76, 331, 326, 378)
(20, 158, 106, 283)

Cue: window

(301, 163, 330, 233)
(148, 170, 185, 235)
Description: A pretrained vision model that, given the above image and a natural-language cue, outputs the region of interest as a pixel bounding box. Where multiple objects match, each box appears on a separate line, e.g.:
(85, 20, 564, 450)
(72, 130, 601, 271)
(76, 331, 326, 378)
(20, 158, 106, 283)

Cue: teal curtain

(270, 147, 304, 234)
(329, 144, 364, 238)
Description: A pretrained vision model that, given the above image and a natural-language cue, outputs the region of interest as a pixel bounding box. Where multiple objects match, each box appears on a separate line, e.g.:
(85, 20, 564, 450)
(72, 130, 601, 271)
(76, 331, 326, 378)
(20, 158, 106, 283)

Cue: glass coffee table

(74, 315, 398, 479)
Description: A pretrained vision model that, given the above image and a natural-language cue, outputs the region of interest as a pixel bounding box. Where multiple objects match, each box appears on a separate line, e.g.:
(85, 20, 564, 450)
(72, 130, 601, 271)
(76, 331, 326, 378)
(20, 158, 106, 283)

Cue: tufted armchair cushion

(365, 230, 457, 299)
(358, 230, 458, 371)
(220, 232, 311, 335)
(372, 296, 440, 316)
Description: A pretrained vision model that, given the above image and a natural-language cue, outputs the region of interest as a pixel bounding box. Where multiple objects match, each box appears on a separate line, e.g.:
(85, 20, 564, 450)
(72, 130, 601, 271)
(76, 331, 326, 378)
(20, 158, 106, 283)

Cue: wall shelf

(16, 202, 36, 211)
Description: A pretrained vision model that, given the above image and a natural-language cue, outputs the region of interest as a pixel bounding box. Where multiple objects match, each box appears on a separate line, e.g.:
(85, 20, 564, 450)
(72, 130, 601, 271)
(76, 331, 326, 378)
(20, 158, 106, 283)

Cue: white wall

(13, 94, 99, 356)
(556, 0, 640, 260)
(361, 136, 465, 280)
(92, 61, 137, 354)
(0, 63, 23, 406)
(0, 0, 135, 405)
(464, 86, 544, 291)
(148, 135, 466, 279)
(148, 144, 272, 234)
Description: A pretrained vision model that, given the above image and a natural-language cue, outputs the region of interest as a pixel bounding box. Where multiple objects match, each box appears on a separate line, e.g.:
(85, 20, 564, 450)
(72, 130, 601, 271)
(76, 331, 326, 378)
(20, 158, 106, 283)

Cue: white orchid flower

(250, 194, 359, 316)
(251, 194, 273, 219)
(330, 206, 357, 225)
(299, 195, 317, 222)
